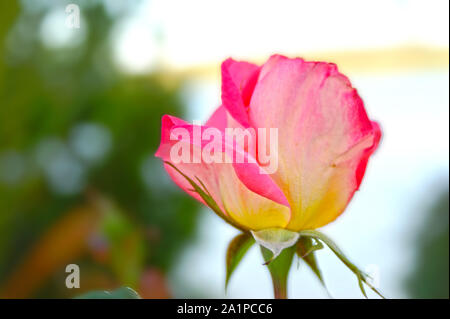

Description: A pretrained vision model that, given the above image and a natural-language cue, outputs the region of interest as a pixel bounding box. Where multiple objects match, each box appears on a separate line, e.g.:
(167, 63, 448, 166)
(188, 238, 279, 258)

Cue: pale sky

(113, 0, 449, 72)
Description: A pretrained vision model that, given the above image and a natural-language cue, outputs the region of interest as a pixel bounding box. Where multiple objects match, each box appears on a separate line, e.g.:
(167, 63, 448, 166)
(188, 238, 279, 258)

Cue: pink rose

(155, 55, 381, 232)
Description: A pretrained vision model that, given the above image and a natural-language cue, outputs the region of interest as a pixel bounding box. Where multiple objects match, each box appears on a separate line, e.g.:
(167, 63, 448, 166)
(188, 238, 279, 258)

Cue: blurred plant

(0, 0, 199, 298)
(405, 186, 449, 299)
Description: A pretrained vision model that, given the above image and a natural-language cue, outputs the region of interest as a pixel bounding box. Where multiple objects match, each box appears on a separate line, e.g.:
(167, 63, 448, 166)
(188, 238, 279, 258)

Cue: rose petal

(221, 58, 260, 127)
(155, 115, 290, 230)
(248, 55, 381, 230)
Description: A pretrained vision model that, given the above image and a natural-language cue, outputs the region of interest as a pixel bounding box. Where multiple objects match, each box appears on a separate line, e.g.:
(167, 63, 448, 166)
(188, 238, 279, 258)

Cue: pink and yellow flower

(155, 55, 381, 232)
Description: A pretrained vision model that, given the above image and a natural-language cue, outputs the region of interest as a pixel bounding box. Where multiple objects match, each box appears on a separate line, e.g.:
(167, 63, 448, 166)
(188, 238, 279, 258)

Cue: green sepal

(164, 162, 246, 231)
(298, 230, 386, 299)
(297, 236, 324, 258)
(225, 232, 255, 290)
(261, 244, 295, 299)
(296, 236, 329, 296)
(251, 228, 299, 263)
(74, 287, 141, 299)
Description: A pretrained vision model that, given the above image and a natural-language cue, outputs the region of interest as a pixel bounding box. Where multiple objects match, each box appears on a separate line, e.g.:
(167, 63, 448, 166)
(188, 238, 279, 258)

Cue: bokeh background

(0, 0, 448, 299)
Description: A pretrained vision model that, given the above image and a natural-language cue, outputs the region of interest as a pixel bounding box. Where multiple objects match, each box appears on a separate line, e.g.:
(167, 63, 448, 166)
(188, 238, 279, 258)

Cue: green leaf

(74, 287, 141, 299)
(298, 230, 386, 299)
(296, 236, 329, 295)
(225, 232, 255, 290)
(164, 162, 246, 232)
(261, 244, 295, 299)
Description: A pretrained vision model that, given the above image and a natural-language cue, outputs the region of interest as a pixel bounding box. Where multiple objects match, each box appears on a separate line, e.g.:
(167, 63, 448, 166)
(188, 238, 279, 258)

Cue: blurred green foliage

(405, 187, 449, 299)
(0, 0, 199, 298)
